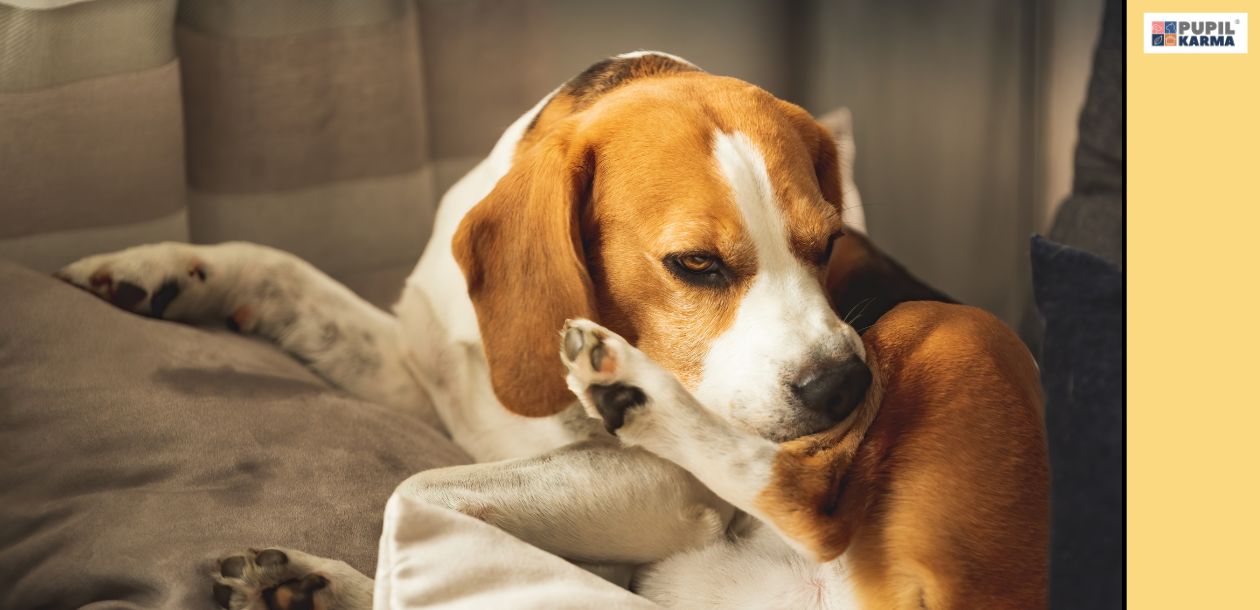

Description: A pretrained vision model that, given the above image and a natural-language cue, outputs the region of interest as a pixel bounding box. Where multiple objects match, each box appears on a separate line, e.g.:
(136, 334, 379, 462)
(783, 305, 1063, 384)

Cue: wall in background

(418, 0, 1106, 328)
(416, 0, 801, 191)
(1036, 0, 1104, 230)
(799, 1, 1034, 325)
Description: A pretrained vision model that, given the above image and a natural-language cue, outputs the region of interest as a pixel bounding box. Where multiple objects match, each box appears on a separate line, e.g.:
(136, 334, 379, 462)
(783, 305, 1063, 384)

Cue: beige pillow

(817, 107, 867, 234)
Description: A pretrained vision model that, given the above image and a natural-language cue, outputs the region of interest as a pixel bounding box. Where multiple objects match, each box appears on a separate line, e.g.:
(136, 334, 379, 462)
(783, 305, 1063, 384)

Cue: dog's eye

(679, 254, 717, 273)
(816, 230, 845, 267)
(665, 253, 729, 287)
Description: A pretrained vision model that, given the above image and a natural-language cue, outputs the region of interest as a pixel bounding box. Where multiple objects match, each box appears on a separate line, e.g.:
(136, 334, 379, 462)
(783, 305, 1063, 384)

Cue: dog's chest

(638, 522, 862, 609)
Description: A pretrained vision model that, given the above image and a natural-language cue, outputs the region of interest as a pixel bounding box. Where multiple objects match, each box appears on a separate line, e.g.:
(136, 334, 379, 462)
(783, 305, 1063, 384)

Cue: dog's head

(454, 53, 869, 441)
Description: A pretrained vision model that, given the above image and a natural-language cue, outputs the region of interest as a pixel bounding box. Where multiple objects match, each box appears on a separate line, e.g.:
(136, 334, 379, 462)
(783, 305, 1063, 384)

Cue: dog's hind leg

(57, 242, 434, 424)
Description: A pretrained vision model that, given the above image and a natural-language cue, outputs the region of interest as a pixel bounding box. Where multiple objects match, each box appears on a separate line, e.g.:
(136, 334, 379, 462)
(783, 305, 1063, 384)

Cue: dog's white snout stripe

(695, 130, 859, 437)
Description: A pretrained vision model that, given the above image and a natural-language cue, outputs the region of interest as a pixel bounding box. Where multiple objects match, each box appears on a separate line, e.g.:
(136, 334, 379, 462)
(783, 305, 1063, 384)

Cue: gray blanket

(0, 261, 469, 610)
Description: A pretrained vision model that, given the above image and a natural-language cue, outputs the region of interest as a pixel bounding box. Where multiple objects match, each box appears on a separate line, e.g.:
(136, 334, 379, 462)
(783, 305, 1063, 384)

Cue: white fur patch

(615, 50, 699, 68)
(399, 85, 577, 462)
(695, 131, 864, 440)
(640, 521, 862, 610)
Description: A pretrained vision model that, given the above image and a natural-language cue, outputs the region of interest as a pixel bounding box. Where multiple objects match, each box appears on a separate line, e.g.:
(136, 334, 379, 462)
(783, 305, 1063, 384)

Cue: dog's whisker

(852, 296, 877, 323)
(844, 297, 876, 325)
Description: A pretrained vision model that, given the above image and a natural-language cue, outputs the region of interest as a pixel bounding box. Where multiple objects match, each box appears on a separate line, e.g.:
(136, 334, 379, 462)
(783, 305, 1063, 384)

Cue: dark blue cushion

(1031, 235, 1122, 610)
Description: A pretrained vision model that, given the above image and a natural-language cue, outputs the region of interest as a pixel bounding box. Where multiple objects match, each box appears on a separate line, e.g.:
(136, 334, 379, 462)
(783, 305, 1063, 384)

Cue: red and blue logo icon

(1152, 21, 1179, 45)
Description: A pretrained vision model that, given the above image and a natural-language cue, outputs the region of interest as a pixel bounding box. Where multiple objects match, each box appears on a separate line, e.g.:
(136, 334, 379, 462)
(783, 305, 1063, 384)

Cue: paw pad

(54, 248, 195, 318)
(219, 555, 248, 579)
(563, 326, 584, 361)
(264, 573, 327, 610)
(559, 320, 618, 376)
(561, 319, 650, 434)
(148, 280, 181, 319)
(213, 547, 329, 610)
(212, 583, 234, 608)
(256, 548, 289, 568)
(588, 383, 647, 434)
(109, 281, 149, 310)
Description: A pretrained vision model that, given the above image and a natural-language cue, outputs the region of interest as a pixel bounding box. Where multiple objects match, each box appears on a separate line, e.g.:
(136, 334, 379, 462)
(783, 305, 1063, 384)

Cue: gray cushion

(0, 260, 469, 609)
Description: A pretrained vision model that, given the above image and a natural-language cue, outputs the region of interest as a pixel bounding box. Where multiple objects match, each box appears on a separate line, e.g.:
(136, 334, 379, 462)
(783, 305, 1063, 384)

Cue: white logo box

(1144, 12, 1248, 54)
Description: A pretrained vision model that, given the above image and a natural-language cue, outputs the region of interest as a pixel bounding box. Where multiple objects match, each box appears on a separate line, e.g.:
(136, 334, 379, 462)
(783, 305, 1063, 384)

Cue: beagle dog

(58, 52, 1048, 609)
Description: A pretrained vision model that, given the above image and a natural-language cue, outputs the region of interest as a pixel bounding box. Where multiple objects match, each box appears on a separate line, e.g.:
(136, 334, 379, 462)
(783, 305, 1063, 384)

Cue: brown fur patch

(784, 105, 847, 257)
(755, 302, 1049, 609)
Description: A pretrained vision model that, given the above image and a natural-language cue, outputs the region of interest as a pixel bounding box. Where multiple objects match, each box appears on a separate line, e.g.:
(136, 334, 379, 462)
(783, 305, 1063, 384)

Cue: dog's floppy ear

(775, 100, 847, 217)
(452, 131, 597, 417)
(807, 118, 846, 214)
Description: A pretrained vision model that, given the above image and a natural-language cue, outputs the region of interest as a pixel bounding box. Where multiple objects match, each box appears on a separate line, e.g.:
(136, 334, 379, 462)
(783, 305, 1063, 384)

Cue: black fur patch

(525, 53, 700, 133)
(566, 54, 698, 110)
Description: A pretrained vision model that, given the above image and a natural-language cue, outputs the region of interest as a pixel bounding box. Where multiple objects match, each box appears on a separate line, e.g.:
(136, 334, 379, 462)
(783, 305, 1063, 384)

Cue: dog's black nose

(791, 356, 872, 423)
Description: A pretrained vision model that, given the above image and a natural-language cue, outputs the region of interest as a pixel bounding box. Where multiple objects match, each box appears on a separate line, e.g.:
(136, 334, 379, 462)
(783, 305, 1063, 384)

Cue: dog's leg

(56, 242, 431, 420)
(395, 438, 735, 565)
(211, 547, 373, 610)
(559, 319, 877, 562)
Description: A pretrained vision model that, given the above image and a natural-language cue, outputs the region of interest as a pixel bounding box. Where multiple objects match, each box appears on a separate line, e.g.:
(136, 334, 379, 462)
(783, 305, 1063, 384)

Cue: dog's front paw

(212, 547, 373, 610)
(55, 242, 206, 318)
(561, 319, 666, 436)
